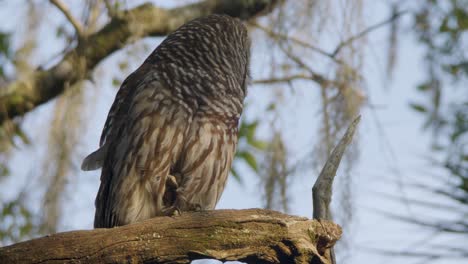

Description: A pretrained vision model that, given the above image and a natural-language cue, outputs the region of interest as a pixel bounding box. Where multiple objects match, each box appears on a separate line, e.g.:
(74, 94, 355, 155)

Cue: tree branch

(313, 115, 360, 220)
(0, 209, 341, 264)
(250, 22, 343, 64)
(103, 0, 117, 18)
(332, 11, 407, 58)
(0, 0, 281, 126)
(278, 44, 332, 87)
(312, 115, 361, 264)
(50, 0, 85, 38)
(254, 74, 320, 84)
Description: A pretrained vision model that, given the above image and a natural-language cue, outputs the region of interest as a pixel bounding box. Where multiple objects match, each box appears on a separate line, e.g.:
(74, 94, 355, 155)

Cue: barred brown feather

(82, 14, 251, 228)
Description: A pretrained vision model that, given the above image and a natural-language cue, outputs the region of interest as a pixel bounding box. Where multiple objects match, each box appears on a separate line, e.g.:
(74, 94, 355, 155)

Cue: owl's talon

(167, 174, 179, 189)
(172, 208, 181, 216)
(193, 204, 202, 211)
(162, 206, 181, 217)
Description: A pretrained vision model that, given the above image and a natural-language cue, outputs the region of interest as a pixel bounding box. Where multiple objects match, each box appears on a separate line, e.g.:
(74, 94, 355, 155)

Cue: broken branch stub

(312, 115, 361, 264)
(313, 115, 361, 221)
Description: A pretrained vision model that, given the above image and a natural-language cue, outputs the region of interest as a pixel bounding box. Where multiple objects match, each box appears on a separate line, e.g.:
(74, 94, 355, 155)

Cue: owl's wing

(168, 70, 242, 211)
(94, 76, 193, 228)
(173, 116, 239, 211)
(81, 64, 152, 171)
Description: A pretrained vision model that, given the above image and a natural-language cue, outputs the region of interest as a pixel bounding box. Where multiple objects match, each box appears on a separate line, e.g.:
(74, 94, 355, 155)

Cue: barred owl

(81, 14, 251, 228)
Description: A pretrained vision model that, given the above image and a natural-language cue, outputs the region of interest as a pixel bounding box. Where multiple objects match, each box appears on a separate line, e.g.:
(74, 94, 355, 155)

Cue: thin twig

(50, 0, 85, 38)
(103, 0, 119, 18)
(332, 10, 407, 57)
(321, 86, 333, 156)
(254, 74, 316, 84)
(250, 21, 343, 63)
(364, 247, 468, 259)
(103, 0, 113, 13)
(371, 207, 468, 233)
(278, 44, 331, 87)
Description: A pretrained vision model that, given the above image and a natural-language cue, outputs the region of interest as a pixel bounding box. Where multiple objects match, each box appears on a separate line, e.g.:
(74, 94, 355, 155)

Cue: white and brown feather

(83, 14, 251, 228)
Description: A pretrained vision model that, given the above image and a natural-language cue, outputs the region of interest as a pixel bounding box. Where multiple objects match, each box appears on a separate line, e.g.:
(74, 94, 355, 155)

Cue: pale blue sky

(0, 1, 464, 263)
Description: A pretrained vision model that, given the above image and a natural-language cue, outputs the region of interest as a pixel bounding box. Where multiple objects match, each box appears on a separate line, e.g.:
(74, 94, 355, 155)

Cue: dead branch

(312, 115, 361, 264)
(250, 22, 341, 63)
(254, 74, 319, 84)
(0, 209, 341, 264)
(313, 116, 361, 220)
(0, 0, 281, 126)
(331, 11, 407, 58)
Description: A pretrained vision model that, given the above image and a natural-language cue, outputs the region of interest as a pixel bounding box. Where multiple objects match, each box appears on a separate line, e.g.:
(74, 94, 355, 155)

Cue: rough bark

(0, 0, 281, 125)
(312, 115, 361, 264)
(312, 116, 361, 221)
(0, 209, 341, 264)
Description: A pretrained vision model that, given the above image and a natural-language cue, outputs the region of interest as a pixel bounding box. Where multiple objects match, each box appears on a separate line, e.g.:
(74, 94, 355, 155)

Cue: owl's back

(83, 14, 251, 228)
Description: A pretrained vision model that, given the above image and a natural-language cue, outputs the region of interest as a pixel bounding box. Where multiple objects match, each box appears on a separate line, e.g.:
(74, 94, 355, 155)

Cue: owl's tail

(81, 143, 109, 171)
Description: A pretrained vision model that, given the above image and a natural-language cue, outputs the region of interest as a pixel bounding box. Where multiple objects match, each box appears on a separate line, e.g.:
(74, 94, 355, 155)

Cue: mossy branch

(0, 209, 341, 264)
(0, 0, 281, 125)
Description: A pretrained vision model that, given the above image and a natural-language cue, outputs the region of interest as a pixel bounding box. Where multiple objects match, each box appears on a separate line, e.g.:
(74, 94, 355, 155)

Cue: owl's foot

(171, 207, 181, 216)
(192, 203, 203, 211)
(166, 174, 179, 189)
(162, 206, 181, 217)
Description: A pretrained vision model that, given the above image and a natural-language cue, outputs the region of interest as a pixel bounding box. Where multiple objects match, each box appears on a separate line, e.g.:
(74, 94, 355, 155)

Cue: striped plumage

(81, 14, 251, 228)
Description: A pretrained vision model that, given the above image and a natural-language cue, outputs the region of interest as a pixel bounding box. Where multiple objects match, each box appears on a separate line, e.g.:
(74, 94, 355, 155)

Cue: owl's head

(148, 14, 251, 97)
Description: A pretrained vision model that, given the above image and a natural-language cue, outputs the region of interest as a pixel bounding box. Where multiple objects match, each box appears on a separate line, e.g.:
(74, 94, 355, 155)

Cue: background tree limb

(0, 209, 341, 264)
(0, 0, 281, 125)
(49, 0, 85, 38)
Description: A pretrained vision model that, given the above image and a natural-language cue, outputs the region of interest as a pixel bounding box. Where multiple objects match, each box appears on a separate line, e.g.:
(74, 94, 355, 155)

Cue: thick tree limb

(0, 0, 281, 125)
(0, 209, 341, 264)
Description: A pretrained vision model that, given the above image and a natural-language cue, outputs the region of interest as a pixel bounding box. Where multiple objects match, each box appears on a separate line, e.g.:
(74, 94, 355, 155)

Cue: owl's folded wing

(81, 63, 152, 171)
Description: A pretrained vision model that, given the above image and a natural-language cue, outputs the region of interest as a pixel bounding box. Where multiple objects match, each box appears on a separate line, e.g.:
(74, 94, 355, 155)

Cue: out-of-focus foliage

(0, 31, 11, 78)
(413, 0, 468, 197)
(398, 0, 468, 259)
(0, 196, 38, 246)
(0, 32, 33, 240)
(234, 119, 269, 183)
(0, 30, 11, 178)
